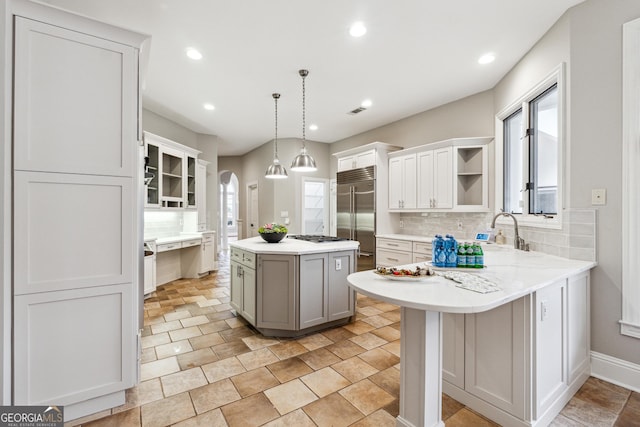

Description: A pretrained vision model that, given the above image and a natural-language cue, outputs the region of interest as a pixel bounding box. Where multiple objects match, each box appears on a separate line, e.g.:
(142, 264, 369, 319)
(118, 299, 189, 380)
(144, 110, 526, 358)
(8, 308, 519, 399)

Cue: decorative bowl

(260, 232, 287, 243)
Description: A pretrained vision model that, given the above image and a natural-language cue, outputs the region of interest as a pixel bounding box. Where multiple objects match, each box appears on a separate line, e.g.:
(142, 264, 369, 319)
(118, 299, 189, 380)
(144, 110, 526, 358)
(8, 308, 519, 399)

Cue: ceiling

(42, 0, 584, 156)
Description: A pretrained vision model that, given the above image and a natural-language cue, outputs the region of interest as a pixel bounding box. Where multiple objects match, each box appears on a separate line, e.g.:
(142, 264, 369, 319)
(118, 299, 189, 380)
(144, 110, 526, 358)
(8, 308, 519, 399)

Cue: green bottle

(473, 243, 484, 268)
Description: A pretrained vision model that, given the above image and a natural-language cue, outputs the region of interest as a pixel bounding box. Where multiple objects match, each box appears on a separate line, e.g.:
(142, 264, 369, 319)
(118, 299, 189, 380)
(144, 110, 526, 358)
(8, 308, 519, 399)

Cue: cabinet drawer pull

(387, 257, 399, 262)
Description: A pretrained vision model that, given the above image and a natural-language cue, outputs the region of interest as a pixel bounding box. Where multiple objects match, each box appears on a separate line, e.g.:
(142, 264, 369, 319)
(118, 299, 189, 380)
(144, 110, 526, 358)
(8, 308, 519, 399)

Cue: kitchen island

(347, 246, 596, 427)
(229, 236, 360, 337)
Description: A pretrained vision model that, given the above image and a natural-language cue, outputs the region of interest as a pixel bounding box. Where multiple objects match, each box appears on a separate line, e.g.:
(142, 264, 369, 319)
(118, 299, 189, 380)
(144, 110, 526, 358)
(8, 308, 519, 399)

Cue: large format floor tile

(69, 251, 636, 427)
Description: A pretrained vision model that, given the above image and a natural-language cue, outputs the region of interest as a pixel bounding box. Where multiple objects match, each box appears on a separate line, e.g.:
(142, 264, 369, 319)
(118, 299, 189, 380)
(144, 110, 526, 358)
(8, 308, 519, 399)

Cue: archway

(218, 170, 239, 251)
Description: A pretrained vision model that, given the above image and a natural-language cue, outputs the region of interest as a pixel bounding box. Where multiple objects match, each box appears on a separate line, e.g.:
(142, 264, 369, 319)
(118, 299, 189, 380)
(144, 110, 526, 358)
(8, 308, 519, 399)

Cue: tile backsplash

(398, 208, 596, 262)
(144, 211, 184, 239)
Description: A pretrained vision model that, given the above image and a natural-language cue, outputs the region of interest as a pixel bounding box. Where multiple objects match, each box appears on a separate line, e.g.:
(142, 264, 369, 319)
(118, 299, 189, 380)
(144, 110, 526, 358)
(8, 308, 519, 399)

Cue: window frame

(495, 63, 565, 230)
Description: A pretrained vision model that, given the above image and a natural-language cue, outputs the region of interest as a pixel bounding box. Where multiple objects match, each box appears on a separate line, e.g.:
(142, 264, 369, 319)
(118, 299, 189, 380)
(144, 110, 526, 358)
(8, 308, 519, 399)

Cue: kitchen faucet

(490, 212, 528, 250)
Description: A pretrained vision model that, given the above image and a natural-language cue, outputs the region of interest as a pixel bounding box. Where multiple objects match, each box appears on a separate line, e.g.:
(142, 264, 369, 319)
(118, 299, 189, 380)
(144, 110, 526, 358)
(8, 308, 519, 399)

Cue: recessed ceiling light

(186, 47, 203, 60)
(478, 53, 495, 65)
(349, 21, 367, 37)
(309, 124, 318, 131)
(361, 99, 372, 108)
(203, 103, 215, 110)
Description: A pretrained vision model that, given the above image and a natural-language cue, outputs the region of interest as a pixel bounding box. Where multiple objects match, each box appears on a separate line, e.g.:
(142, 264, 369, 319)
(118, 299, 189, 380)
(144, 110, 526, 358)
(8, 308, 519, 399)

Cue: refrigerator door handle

(350, 186, 356, 240)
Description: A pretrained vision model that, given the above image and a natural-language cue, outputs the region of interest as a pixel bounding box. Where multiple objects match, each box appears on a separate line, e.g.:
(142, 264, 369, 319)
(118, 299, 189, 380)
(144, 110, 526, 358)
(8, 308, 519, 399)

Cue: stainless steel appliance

(337, 166, 376, 271)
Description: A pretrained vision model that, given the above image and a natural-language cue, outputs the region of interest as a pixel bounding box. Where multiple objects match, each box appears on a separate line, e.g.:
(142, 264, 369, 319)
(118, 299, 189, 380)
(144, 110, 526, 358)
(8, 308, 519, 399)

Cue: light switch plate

(280, 211, 289, 218)
(592, 189, 606, 205)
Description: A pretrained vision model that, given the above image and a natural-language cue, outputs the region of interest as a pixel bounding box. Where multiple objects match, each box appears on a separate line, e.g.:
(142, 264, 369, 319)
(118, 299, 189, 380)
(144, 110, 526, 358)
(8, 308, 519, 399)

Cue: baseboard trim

(591, 351, 640, 393)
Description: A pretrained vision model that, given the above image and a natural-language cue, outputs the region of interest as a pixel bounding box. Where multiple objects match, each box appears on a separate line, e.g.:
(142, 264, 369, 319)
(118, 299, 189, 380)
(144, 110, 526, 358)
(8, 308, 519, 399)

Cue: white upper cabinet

(144, 132, 201, 210)
(337, 149, 376, 172)
(388, 154, 417, 209)
(416, 146, 453, 209)
(389, 137, 491, 212)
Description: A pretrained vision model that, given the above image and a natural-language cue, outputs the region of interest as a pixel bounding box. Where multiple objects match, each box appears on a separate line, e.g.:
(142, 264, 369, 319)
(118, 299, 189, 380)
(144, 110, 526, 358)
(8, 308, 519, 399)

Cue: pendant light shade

(265, 93, 288, 179)
(291, 69, 317, 172)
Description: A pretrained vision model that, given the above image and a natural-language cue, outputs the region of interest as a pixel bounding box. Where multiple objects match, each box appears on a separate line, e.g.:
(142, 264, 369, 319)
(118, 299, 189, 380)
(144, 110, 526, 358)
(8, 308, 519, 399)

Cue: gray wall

(329, 90, 495, 175)
(224, 138, 331, 237)
(567, 0, 640, 364)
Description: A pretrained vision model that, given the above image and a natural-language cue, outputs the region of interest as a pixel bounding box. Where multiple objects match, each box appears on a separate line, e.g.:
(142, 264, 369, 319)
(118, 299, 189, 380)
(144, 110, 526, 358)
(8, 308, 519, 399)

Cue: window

(497, 64, 563, 227)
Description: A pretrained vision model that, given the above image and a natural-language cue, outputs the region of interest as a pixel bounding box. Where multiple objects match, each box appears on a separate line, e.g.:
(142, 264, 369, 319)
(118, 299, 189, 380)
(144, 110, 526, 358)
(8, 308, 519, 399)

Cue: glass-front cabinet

(144, 132, 201, 210)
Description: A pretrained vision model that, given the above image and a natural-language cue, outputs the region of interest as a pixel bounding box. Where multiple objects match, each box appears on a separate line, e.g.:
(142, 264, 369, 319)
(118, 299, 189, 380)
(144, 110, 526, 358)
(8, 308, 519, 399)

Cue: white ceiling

(42, 0, 583, 156)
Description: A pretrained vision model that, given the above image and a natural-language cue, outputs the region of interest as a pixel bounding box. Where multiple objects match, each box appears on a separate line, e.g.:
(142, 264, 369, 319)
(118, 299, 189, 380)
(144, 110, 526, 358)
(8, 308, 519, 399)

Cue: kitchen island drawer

(376, 249, 412, 267)
(231, 247, 256, 268)
(377, 238, 412, 252)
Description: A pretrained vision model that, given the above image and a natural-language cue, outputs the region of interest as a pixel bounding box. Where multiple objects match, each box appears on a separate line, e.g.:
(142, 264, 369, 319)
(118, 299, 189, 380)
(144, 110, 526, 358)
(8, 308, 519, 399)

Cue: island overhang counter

(347, 246, 596, 427)
(229, 236, 360, 337)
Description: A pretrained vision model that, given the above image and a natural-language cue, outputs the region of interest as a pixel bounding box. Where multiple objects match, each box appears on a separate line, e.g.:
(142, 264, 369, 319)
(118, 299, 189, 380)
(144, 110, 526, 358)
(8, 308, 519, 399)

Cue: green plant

(258, 223, 288, 234)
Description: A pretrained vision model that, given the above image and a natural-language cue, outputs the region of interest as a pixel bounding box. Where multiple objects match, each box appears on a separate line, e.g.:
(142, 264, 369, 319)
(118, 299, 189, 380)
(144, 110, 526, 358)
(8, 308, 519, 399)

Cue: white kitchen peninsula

(347, 246, 595, 427)
(229, 236, 360, 337)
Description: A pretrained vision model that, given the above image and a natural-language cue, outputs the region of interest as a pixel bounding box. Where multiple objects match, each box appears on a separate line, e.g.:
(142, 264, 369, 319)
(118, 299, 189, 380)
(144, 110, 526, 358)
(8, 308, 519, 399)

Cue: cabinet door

(242, 267, 256, 326)
(355, 150, 376, 168)
(145, 142, 160, 207)
(14, 285, 134, 406)
(199, 241, 215, 274)
(337, 156, 355, 172)
(14, 18, 136, 177)
(257, 255, 296, 330)
(402, 154, 417, 209)
(417, 150, 434, 209)
(196, 162, 207, 230)
(567, 273, 590, 385)
(465, 297, 527, 418)
(534, 279, 567, 418)
(299, 254, 329, 329)
(442, 313, 465, 389)
(328, 251, 356, 321)
(230, 261, 243, 313)
(433, 147, 453, 208)
(388, 157, 403, 209)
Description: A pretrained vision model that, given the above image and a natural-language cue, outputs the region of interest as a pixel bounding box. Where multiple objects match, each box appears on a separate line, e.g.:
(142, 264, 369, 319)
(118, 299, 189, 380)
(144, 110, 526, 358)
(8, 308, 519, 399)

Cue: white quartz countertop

(375, 233, 433, 243)
(347, 245, 596, 314)
(230, 236, 359, 255)
(151, 232, 212, 245)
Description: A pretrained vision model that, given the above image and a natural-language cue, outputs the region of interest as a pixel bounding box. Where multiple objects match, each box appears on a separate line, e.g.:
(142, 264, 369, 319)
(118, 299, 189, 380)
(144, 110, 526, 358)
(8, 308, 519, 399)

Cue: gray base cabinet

(230, 248, 256, 326)
(231, 248, 356, 337)
(257, 254, 296, 331)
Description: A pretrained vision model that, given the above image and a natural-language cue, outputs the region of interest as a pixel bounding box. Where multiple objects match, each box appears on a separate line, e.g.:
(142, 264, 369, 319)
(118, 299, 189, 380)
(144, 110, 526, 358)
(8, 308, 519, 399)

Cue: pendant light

(291, 69, 317, 172)
(265, 93, 288, 179)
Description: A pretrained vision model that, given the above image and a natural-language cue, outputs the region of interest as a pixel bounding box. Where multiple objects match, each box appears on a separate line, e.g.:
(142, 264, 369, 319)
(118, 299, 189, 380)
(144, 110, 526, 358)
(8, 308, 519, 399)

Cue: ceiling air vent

(347, 106, 367, 115)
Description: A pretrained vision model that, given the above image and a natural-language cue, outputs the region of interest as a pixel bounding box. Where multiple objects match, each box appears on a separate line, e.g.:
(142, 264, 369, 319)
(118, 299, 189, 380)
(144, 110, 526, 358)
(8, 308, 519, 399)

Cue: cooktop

(287, 235, 350, 243)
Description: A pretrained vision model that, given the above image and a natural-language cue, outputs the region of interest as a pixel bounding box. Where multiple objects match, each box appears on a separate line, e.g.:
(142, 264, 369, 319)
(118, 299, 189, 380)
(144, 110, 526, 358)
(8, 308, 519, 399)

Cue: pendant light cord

(299, 69, 309, 147)
(273, 92, 280, 159)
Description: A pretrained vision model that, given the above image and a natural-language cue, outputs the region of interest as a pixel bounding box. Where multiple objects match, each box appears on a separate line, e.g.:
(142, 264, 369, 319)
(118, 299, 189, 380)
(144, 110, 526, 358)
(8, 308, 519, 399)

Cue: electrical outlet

(540, 300, 548, 321)
(335, 259, 342, 271)
(399, 220, 404, 228)
(457, 220, 463, 231)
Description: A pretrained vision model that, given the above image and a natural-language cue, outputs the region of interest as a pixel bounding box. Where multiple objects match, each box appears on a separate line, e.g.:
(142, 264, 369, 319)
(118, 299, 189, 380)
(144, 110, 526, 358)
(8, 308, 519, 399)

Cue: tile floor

(68, 252, 640, 427)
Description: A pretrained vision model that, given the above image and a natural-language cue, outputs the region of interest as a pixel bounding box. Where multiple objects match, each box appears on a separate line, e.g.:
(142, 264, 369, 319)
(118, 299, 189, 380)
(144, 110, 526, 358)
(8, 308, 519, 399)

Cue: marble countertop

(230, 236, 360, 255)
(347, 245, 596, 314)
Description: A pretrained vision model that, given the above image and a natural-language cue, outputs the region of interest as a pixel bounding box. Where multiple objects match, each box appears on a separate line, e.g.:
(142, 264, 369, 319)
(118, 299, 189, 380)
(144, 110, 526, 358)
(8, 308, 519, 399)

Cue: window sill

(494, 213, 562, 230)
(620, 321, 640, 340)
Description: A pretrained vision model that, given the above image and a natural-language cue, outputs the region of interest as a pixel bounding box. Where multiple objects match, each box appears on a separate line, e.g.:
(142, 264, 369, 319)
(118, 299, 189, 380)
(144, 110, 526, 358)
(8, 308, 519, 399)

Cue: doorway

(219, 171, 239, 250)
(301, 177, 329, 235)
(247, 182, 259, 238)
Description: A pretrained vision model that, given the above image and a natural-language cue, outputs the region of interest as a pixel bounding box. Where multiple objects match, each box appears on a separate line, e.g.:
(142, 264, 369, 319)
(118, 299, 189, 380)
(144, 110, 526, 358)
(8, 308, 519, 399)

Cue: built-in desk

(152, 232, 215, 286)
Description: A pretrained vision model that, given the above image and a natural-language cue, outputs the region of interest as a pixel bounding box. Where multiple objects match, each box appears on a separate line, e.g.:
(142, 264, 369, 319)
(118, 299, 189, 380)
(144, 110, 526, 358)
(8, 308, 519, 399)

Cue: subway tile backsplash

(144, 211, 184, 239)
(398, 208, 596, 262)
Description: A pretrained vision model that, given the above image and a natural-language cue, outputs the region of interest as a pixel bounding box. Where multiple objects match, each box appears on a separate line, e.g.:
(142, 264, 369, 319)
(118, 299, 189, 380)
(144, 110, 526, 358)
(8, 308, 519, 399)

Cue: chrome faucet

(490, 212, 527, 250)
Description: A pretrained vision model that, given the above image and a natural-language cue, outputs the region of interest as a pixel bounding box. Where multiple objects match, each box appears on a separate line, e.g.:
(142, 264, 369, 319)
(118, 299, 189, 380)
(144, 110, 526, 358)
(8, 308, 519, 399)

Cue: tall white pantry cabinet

(0, 0, 149, 421)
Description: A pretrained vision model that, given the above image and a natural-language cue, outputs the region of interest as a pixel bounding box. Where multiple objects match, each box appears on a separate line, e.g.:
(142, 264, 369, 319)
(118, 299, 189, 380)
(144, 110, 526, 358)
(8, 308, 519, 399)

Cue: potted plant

(258, 223, 288, 243)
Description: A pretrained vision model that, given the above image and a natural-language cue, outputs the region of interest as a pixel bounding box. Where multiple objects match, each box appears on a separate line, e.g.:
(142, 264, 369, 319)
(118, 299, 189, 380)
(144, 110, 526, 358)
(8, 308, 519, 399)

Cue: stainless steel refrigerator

(336, 166, 376, 271)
